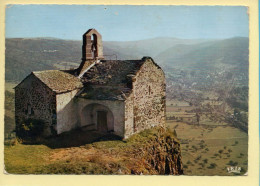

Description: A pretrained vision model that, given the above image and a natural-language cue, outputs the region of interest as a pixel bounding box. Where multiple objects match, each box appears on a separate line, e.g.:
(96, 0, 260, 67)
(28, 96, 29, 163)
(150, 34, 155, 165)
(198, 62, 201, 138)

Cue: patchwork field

(167, 121, 248, 176)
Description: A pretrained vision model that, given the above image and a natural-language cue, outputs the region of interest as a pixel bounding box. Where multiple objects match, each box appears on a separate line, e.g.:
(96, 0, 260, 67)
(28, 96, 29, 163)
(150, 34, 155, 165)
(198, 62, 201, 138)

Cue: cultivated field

(167, 121, 248, 176)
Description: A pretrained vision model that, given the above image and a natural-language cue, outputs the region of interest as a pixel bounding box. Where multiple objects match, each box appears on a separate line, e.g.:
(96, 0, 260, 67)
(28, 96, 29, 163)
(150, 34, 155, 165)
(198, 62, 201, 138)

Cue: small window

(26, 104, 33, 115)
(28, 105, 32, 115)
(149, 86, 151, 95)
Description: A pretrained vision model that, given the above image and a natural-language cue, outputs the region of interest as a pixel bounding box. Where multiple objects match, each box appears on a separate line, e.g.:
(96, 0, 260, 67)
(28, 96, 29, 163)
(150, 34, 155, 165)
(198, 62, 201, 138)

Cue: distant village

(163, 65, 248, 131)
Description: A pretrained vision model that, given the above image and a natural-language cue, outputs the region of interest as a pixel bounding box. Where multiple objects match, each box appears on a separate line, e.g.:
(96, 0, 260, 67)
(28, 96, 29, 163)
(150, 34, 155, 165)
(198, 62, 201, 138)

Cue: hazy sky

(5, 5, 249, 41)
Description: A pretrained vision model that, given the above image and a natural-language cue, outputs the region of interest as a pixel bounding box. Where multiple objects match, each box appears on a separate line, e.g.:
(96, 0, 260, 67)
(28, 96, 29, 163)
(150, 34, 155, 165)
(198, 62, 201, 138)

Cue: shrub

(203, 159, 208, 164)
(4, 137, 20, 146)
(199, 163, 204, 168)
(227, 160, 238, 166)
(192, 145, 197, 151)
(16, 118, 45, 139)
(240, 167, 246, 173)
(207, 163, 217, 169)
(195, 155, 202, 161)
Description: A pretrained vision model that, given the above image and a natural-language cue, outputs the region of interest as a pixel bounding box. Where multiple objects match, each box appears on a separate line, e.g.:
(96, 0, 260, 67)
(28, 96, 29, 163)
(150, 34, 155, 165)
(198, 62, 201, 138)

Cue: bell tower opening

(91, 34, 98, 59)
(78, 29, 105, 76)
(81, 28, 104, 61)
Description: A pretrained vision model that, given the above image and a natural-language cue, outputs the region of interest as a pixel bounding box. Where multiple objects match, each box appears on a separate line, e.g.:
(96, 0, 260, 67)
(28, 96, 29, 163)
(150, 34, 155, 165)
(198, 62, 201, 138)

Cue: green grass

(4, 127, 178, 175)
(4, 144, 52, 174)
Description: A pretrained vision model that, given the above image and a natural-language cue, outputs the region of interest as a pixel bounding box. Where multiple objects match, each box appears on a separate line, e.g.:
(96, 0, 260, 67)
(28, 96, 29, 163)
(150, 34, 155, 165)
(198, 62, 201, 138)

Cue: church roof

(78, 57, 161, 100)
(16, 57, 160, 99)
(81, 59, 145, 85)
(32, 70, 83, 93)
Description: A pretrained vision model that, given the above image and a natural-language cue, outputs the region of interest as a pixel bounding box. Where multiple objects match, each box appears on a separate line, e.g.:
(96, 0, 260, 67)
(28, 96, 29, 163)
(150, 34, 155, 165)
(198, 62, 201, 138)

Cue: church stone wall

(56, 89, 80, 134)
(15, 74, 56, 136)
(124, 93, 134, 138)
(125, 59, 166, 136)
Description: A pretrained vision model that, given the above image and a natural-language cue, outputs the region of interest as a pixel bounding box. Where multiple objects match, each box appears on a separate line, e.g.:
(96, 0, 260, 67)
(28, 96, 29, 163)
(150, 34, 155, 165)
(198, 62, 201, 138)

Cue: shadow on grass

(21, 128, 123, 149)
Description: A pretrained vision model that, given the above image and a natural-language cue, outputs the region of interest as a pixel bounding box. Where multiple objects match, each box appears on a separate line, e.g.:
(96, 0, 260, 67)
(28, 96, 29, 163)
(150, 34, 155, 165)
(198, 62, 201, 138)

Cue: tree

(196, 113, 200, 125)
(173, 129, 177, 137)
(203, 159, 208, 164)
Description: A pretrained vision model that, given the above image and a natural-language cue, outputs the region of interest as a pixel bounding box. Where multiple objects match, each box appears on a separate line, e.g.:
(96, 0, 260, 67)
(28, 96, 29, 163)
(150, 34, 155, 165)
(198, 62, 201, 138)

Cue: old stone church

(15, 29, 166, 139)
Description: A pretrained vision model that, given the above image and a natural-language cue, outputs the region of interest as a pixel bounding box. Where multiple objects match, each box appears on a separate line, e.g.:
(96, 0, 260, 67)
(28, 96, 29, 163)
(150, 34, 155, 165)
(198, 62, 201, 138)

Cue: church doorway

(81, 103, 114, 132)
(97, 111, 108, 132)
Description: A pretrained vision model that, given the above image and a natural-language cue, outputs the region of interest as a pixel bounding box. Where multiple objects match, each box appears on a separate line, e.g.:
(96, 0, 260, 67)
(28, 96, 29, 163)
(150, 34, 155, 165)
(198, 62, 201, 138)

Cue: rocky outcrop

(128, 127, 183, 175)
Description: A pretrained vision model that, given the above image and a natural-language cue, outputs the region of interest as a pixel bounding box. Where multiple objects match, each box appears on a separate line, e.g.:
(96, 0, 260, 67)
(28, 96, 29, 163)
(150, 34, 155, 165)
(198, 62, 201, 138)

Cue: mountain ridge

(5, 37, 248, 82)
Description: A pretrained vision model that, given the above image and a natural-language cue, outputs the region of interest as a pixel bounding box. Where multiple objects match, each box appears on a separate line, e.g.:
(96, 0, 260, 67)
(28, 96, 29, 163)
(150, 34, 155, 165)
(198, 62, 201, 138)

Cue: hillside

(105, 37, 209, 60)
(5, 37, 208, 82)
(5, 38, 81, 82)
(5, 37, 248, 83)
(155, 37, 249, 73)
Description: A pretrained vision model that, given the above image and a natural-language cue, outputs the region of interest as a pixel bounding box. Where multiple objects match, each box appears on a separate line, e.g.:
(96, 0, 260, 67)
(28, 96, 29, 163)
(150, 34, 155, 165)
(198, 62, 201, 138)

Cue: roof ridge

(32, 69, 61, 74)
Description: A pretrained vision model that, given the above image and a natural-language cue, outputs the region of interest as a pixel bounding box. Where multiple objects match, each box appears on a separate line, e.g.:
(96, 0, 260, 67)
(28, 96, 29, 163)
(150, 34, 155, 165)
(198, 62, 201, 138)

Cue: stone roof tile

(77, 57, 161, 100)
(81, 59, 145, 86)
(33, 70, 83, 93)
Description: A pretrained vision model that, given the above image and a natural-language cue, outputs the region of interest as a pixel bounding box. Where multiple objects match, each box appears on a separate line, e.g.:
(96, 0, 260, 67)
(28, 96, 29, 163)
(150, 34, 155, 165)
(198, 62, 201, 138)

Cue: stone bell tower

(82, 28, 104, 60)
(77, 29, 104, 76)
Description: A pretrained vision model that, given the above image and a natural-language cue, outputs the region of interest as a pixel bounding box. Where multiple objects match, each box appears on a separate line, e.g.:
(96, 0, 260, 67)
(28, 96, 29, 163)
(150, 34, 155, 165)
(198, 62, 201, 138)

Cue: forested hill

(155, 37, 249, 72)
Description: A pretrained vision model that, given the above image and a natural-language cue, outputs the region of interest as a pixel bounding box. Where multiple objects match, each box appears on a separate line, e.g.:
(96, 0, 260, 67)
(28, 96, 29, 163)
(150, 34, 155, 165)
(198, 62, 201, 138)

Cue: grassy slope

(4, 127, 179, 175)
